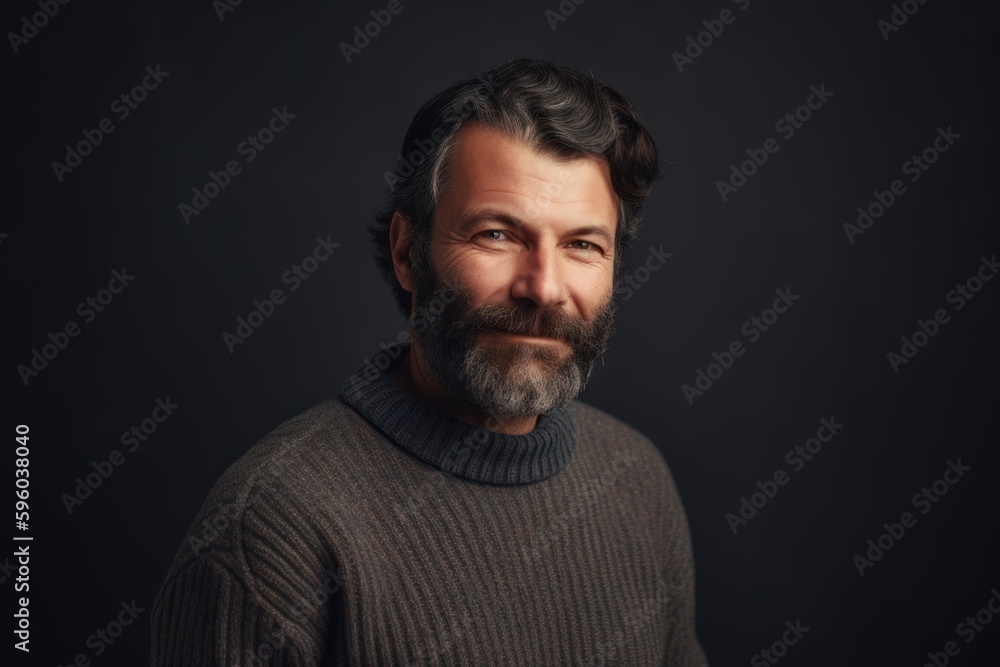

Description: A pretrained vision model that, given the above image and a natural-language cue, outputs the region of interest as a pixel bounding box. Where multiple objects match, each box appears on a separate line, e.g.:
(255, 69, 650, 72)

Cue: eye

(570, 240, 603, 253)
(480, 230, 509, 242)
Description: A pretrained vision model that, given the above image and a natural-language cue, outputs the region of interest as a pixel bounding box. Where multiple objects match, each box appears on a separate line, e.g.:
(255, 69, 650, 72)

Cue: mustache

(444, 301, 612, 358)
(476, 307, 578, 339)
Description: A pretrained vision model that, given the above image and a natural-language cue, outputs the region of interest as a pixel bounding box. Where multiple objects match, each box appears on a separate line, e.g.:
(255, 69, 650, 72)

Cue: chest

(333, 476, 670, 666)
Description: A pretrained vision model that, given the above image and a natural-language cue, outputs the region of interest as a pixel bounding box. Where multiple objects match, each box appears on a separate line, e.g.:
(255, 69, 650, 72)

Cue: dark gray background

(4, 0, 998, 665)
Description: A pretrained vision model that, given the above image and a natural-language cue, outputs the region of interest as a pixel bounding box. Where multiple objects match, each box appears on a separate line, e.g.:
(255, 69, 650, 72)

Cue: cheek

(440, 250, 517, 297)
(569, 269, 614, 317)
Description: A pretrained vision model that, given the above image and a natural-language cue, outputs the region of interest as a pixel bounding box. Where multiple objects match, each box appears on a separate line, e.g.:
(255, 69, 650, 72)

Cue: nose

(509, 243, 567, 309)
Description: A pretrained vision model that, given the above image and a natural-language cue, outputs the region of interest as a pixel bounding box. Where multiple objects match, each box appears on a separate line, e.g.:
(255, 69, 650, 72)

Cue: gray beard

(449, 334, 585, 421)
(409, 247, 615, 423)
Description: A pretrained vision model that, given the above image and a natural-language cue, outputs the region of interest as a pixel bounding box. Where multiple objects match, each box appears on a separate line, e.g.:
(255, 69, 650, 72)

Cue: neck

(390, 340, 539, 436)
(343, 340, 576, 485)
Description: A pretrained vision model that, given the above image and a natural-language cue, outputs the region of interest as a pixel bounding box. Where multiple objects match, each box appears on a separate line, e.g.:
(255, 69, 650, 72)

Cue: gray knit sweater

(150, 344, 709, 666)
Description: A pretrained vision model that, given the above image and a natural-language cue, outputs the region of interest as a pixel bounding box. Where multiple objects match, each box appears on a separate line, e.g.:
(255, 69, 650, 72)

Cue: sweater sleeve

(150, 479, 348, 666)
(659, 464, 711, 667)
(150, 553, 319, 666)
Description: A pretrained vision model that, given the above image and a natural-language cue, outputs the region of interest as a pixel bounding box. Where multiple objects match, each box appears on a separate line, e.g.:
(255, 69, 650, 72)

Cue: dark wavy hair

(369, 57, 662, 318)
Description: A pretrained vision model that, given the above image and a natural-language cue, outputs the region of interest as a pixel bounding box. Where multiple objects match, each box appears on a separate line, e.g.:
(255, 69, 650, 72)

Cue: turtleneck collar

(341, 342, 576, 485)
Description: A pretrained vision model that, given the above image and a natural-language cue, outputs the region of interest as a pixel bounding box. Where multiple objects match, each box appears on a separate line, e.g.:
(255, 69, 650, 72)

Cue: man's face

(410, 123, 619, 421)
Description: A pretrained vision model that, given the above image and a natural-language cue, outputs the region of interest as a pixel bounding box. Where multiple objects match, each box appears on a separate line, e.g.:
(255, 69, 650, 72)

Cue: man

(151, 58, 709, 666)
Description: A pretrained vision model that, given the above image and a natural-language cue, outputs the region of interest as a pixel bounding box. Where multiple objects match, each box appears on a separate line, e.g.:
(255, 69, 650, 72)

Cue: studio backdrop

(4, 0, 998, 665)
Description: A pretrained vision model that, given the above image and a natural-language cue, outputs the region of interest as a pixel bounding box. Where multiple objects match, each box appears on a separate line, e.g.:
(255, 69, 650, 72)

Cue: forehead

(437, 123, 619, 233)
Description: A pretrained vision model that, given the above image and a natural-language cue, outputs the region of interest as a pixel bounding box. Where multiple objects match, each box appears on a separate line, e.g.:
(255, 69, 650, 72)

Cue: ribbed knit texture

(151, 344, 709, 666)
(341, 345, 576, 486)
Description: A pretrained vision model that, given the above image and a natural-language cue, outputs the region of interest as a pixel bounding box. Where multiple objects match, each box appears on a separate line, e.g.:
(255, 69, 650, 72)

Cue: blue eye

(571, 240, 602, 253)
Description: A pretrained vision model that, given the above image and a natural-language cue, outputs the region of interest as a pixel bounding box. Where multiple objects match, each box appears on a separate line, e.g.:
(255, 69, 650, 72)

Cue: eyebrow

(461, 208, 615, 247)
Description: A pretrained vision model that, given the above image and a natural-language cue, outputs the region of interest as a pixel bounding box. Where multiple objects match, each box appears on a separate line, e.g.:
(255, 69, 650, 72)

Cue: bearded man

(151, 57, 709, 667)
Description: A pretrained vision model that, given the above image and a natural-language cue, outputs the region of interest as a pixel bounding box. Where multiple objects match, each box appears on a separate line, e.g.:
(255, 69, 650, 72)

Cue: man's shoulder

(232, 396, 361, 469)
(566, 398, 677, 484)
(567, 398, 660, 452)
(206, 396, 374, 503)
(155, 399, 365, 629)
(566, 399, 694, 541)
(166, 398, 370, 566)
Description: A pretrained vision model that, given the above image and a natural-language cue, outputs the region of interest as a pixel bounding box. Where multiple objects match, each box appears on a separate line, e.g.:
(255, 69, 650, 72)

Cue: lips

(487, 328, 563, 343)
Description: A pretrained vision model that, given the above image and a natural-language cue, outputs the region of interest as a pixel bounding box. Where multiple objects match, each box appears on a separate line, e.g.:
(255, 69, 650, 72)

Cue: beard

(409, 245, 616, 424)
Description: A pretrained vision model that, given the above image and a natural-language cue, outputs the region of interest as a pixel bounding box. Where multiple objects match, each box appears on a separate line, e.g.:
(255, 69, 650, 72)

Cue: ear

(389, 210, 415, 293)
